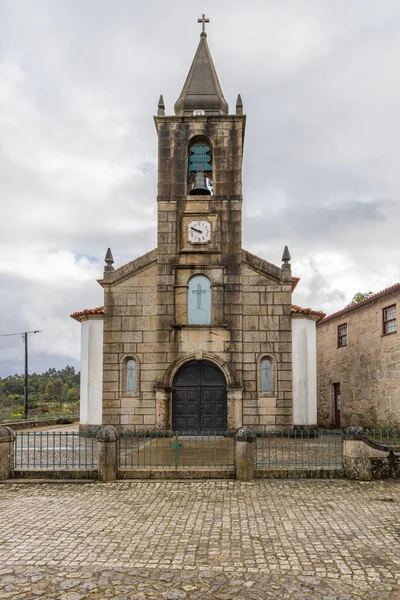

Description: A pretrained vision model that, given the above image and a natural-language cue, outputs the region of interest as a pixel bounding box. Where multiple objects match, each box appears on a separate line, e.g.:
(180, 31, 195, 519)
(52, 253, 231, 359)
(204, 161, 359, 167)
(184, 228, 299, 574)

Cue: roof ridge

(319, 282, 400, 325)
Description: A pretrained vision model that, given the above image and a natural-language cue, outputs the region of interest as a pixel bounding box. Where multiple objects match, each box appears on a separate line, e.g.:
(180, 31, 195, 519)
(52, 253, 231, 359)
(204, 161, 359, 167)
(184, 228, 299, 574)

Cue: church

(71, 17, 324, 433)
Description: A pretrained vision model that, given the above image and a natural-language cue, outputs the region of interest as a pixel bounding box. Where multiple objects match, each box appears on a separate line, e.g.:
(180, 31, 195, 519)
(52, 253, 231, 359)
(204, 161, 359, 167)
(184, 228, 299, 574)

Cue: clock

(188, 220, 211, 244)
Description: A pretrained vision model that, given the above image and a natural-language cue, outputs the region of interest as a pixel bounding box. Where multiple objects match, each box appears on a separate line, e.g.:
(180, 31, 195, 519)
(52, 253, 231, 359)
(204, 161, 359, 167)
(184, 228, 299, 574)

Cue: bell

(189, 171, 211, 195)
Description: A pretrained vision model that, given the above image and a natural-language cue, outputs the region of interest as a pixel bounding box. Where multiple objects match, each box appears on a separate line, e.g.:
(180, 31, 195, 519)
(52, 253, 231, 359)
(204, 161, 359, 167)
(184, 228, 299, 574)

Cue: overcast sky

(0, 0, 399, 376)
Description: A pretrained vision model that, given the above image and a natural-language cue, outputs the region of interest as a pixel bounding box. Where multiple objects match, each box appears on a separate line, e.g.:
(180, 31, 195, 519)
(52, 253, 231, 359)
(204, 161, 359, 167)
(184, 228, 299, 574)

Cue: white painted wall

(80, 317, 103, 425)
(292, 317, 317, 426)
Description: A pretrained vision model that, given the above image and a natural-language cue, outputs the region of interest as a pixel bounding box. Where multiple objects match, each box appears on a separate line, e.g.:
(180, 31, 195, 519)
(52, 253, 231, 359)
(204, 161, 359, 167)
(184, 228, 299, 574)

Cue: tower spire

(174, 16, 228, 116)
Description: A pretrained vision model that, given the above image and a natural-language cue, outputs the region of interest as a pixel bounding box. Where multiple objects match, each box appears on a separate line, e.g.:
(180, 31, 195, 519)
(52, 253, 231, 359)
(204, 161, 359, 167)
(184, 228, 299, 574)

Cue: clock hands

(190, 226, 202, 233)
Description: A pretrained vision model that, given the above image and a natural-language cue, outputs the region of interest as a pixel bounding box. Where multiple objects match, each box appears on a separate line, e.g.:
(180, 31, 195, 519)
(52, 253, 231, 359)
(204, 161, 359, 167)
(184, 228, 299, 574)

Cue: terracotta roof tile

(318, 282, 400, 325)
(70, 306, 104, 321)
(291, 304, 326, 322)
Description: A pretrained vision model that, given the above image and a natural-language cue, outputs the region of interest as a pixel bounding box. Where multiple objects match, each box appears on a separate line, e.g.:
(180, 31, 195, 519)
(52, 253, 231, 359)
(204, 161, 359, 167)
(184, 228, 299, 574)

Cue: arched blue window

(261, 359, 271, 393)
(188, 275, 211, 325)
(126, 359, 136, 392)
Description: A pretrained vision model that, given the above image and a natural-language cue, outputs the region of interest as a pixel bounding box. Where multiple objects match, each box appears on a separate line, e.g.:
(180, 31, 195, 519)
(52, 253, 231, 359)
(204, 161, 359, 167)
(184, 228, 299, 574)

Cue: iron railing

(119, 431, 235, 470)
(364, 429, 400, 444)
(14, 431, 97, 470)
(255, 429, 343, 470)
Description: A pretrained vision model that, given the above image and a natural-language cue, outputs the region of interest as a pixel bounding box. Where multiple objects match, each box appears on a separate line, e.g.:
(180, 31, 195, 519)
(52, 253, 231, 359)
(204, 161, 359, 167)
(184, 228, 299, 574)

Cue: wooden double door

(172, 360, 227, 432)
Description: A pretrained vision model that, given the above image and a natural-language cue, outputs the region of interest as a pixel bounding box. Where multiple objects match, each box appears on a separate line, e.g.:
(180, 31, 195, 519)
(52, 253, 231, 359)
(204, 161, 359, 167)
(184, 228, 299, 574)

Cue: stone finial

(97, 425, 118, 443)
(282, 245, 291, 264)
(157, 95, 165, 116)
(104, 248, 114, 272)
(235, 426, 256, 443)
(236, 94, 243, 115)
(342, 426, 364, 440)
(0, 426, 15, 442)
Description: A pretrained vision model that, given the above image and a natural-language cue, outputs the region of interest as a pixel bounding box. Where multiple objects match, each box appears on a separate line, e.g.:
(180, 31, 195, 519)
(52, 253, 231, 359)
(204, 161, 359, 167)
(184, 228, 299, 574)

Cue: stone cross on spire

(197, 14, 209, 36)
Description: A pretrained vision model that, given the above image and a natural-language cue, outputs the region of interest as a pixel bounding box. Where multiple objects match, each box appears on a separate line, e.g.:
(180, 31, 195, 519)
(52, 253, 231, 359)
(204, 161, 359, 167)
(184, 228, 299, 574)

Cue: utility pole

(0, 330, 41, 419)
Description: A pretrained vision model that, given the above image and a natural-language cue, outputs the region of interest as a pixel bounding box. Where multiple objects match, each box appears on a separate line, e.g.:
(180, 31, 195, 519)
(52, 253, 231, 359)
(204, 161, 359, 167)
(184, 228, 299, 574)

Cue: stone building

(317, 283, 400, 428)
(71, 22, 323, 433)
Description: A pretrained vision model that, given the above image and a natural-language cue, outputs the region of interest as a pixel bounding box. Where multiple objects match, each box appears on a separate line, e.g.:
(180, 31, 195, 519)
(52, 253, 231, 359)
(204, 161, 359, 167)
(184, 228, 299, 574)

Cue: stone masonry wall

(241, 264, 293, 430)
(102, 262, 160, 429)
(317, 292, 400, 428)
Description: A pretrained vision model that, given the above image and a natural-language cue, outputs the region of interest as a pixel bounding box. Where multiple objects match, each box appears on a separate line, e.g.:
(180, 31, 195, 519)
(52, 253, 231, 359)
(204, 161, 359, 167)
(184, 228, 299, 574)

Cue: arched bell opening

(187, 136, 213, 195)
(172, 360, 227, 431)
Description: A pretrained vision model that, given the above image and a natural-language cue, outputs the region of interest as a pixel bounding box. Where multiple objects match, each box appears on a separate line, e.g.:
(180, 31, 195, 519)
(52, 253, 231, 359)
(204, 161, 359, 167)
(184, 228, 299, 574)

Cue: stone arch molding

(162, 353, 234, 389)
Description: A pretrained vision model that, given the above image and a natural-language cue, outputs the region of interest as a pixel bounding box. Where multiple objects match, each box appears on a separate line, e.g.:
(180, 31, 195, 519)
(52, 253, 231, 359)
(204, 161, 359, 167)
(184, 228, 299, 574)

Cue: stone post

(343, 427, 371, 480)
(235, 426, 256, 482)
(155, 388, 170, 429)
(97, 426, 118, 482)
(0, 426, 15, 480)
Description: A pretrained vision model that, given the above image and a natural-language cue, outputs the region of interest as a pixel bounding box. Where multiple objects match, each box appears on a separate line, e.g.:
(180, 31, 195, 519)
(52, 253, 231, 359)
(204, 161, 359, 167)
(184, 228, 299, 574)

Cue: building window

(261, 359, 271, 393)
(187, 275, 211, 324)
(126, 359, 136, 392)
(383, 304, 397, 335)
(338, 323, 347, 347)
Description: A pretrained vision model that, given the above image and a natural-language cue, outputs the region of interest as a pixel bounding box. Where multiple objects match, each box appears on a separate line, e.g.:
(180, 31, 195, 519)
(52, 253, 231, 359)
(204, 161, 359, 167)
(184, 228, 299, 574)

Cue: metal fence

(365, 429, 400, 444)
(14, 431, 97, 470)
(119, 431, 235, 470)
(255, 429, 343, 470)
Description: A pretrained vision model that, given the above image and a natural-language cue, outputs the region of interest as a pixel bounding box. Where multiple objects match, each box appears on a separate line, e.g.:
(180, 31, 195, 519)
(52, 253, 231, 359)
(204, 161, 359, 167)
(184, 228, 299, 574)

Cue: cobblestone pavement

(0, 479, 399, 599)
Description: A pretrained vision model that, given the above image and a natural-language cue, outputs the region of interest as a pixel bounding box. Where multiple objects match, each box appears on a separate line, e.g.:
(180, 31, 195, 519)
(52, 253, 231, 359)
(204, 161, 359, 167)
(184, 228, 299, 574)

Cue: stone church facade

(72, 25, 322, 433)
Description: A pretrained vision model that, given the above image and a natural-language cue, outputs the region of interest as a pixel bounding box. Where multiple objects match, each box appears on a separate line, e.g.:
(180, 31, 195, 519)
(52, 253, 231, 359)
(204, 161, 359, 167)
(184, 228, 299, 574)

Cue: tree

(346, 291, 374, 307)
(66, 388, 78, 402)
(45, 380, 54, 397)
(53, 378, 64, 399)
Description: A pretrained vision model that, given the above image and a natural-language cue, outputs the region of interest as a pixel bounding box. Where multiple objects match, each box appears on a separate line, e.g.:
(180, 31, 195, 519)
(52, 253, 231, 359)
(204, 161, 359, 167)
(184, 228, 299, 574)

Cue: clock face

(188, 220, 211, 244)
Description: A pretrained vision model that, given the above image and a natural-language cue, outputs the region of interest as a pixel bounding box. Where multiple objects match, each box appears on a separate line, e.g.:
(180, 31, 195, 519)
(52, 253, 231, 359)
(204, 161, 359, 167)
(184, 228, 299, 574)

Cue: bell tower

(154, 16, 246, 418)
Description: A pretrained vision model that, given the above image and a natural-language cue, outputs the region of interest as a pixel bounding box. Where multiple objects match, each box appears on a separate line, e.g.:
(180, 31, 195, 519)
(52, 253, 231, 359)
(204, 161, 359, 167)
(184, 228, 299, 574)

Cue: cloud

(1, 0, 399, 375)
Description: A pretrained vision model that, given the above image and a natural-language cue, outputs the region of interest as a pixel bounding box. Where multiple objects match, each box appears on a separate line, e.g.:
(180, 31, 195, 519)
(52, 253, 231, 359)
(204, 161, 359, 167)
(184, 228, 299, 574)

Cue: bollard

(0, 426, 15, 480)
(97, 426, 118, 482)
(235, 426, 256, 482)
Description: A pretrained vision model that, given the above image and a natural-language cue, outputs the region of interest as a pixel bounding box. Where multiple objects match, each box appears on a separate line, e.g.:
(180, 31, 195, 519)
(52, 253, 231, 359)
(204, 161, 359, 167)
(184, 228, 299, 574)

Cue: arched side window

(126, 359, 136, 392)
(261, 359, 272, 393)
(188, 275, 211, 325)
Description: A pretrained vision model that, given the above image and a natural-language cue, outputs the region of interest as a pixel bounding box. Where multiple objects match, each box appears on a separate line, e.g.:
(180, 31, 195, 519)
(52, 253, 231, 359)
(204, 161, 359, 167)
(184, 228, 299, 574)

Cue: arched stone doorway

(172, 360, 227, 431)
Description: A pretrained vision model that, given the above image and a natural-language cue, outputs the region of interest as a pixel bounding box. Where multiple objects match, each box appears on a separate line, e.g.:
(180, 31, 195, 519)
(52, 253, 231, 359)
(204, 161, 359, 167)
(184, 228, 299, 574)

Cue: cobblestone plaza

(0, 479, 399, 599)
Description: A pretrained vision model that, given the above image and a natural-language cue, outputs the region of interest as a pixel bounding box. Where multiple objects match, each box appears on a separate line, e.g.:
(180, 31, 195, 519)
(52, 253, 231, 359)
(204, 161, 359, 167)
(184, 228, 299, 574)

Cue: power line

(0, 330, 41, 337)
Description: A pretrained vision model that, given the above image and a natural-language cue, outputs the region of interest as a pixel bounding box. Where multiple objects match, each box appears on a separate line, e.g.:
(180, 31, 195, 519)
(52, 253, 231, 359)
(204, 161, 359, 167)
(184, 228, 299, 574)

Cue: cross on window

(262, 359, 271, 393)
(126, 359, 136, 392)
(192, 283, 207, 309)
(197, 14, 209, 34)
